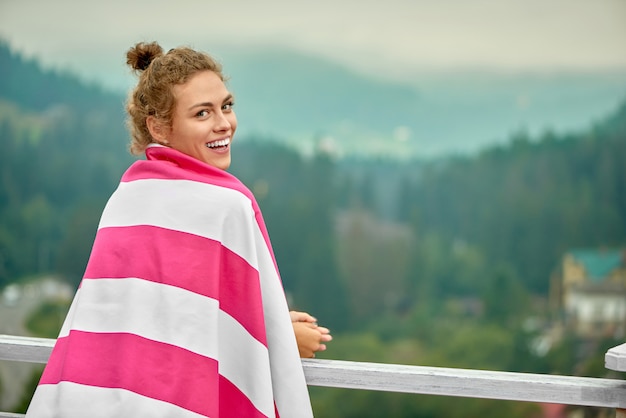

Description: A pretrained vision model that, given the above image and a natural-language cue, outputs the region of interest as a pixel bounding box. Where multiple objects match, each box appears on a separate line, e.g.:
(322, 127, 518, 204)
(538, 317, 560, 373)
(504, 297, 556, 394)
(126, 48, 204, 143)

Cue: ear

(146, 116, 170, 145)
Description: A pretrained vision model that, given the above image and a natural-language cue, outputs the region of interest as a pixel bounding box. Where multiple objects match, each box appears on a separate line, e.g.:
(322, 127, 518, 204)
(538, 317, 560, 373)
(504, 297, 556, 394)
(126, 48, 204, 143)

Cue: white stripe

(99, 179, 258, 269)
(27, 382, 206, 418)
(253, 227, 314, 417)
(58, 278, 274, 417)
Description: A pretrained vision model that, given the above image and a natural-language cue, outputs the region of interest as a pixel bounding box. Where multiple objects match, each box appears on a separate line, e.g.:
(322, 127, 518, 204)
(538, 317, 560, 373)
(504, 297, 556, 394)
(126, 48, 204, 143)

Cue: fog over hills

(208, 47, 626, 158)
(4, 40, 626, 159)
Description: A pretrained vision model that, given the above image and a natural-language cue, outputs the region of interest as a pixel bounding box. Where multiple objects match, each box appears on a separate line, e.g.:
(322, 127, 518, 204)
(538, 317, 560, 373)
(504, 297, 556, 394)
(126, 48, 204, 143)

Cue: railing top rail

(0, 334, 54, 364)
(1, 334, 625, 414)
(303, 358, 626, 409)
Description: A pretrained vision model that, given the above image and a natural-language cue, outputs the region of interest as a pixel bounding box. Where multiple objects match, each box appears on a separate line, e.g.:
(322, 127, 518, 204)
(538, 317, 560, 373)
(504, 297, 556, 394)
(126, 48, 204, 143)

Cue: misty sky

(1, 0, 625, 91)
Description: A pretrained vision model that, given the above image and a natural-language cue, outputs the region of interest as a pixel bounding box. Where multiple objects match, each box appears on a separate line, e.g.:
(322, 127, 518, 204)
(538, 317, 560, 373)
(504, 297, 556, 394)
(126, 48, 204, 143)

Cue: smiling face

(160, 70, 237, 170)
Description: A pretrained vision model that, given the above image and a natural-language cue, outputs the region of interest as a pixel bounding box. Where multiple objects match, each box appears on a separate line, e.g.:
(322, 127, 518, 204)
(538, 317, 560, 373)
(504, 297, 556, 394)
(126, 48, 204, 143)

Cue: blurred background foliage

(1, 41, 625, 416)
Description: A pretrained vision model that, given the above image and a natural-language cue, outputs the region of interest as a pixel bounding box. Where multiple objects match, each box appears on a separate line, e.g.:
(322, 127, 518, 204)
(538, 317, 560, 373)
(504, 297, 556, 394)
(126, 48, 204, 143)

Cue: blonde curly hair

(125, 42, 224, 155)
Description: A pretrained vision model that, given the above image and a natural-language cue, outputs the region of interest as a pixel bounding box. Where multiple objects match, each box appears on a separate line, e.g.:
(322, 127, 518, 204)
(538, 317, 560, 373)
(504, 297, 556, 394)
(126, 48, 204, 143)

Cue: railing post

(605, 342, 626, 418)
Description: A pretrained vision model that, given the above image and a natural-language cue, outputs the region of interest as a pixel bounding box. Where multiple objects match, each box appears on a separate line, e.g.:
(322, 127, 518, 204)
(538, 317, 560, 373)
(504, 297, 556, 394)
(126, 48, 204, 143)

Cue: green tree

(336, 209, 412, 325)
(292, 151, 350, 330)
(482, 265, 528, 326)
(54, 201, 102, 287)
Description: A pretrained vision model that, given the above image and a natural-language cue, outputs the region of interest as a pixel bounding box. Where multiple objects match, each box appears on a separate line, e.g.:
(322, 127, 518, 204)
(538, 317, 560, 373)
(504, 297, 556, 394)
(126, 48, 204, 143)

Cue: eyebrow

(188, 94, 234, 111)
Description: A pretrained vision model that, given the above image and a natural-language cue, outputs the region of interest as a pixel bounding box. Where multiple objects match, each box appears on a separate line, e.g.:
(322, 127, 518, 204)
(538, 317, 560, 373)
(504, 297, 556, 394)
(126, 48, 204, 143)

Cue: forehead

(173, 71, 229, 106)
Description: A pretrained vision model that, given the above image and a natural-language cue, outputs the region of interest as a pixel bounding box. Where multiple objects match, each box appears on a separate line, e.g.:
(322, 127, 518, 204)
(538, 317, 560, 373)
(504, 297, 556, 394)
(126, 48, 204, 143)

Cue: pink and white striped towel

(26, 145, 313, 418)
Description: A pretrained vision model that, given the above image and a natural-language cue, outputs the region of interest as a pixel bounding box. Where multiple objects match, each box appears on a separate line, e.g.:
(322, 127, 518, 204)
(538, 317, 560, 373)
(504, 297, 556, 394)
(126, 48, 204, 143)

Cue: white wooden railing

(1, 334, 625, 417)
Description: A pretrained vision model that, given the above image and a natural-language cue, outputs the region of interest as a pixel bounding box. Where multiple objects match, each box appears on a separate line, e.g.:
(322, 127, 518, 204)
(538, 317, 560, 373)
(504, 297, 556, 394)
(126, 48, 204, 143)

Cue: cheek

(170, 125, 200, 150)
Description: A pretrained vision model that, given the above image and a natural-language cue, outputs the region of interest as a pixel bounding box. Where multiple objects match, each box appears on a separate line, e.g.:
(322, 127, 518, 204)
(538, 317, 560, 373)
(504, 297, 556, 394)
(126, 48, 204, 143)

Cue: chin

(211, 158, 231, 171)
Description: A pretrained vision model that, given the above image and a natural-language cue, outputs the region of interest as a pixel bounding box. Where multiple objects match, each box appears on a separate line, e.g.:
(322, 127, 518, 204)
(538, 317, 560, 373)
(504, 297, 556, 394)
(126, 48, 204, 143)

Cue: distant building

(558, 248, 626, 338)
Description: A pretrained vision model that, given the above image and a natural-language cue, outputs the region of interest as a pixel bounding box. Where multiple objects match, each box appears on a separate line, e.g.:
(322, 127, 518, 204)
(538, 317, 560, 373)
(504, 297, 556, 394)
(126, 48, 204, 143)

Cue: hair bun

(126, 42, 164, 72)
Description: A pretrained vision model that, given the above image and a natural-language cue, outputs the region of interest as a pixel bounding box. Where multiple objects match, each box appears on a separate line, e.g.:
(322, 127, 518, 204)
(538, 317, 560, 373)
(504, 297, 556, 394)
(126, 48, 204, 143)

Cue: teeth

(206, 138, 230, 148)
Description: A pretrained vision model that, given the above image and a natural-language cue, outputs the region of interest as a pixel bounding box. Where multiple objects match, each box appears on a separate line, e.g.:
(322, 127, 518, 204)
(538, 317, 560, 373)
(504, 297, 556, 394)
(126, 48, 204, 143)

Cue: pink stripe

(41, 331, 268, 417)
(41, 331, 222, 416)
(219, 374, 271, 418)
(83, 225, 267, 345)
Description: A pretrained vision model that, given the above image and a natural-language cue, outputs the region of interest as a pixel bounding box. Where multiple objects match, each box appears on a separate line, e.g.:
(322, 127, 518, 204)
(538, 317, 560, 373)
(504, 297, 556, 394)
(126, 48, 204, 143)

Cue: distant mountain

(217, 48, 422, 155)
(210, 46, 626, 158)
(2, 39, 626, 159)
(0, 40, 124, 114)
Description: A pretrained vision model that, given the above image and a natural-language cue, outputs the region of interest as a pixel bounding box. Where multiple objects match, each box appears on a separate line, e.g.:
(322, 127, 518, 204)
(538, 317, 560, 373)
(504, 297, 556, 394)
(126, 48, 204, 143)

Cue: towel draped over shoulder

(26, 145, 313, 418)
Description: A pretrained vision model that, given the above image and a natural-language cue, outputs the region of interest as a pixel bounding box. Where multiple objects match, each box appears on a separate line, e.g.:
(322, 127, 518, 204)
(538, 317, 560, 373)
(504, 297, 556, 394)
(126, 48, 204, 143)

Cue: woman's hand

(290, 310, 332, 358)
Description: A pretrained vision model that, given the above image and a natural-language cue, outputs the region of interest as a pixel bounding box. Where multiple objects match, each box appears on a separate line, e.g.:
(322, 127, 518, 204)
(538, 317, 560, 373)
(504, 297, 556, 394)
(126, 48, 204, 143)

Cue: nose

(214, 110, 232, 132)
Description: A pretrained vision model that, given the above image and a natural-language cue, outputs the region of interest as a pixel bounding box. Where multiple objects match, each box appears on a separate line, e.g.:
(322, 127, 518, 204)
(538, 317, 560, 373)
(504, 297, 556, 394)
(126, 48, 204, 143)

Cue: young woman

(26, 41, 330, 418)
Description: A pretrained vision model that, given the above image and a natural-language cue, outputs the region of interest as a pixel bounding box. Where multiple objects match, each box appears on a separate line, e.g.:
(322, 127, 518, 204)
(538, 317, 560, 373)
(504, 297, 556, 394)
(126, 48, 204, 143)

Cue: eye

(196, 109, 210, 118)
(222, 101, 235, 112)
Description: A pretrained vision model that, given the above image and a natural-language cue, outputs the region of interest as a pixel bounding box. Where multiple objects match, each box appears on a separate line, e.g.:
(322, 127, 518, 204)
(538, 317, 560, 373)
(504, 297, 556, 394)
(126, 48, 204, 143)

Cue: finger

(290, 311, 317, 323)
(302, 322, 318, 329)
(289, 311, 303, 322)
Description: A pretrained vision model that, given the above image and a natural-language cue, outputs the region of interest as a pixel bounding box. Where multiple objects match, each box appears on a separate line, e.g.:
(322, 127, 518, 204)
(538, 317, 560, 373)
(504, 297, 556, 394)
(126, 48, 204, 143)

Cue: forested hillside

(0, 42, 132, 288)
(1, 41, 625, 417)
(405, 103, 626, 294)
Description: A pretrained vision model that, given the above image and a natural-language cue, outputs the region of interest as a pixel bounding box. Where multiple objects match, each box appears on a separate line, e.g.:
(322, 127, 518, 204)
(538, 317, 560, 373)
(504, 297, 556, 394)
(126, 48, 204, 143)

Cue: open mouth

(206, 137, 230, 150)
